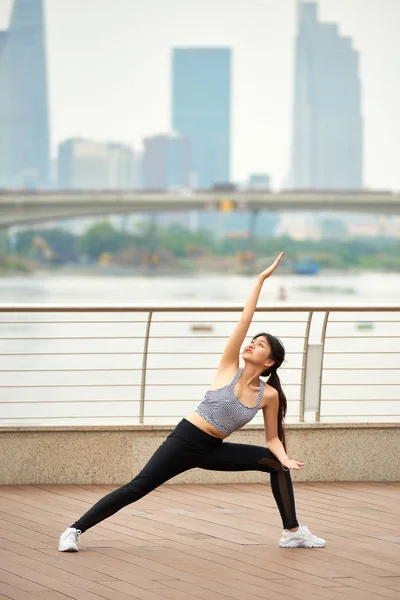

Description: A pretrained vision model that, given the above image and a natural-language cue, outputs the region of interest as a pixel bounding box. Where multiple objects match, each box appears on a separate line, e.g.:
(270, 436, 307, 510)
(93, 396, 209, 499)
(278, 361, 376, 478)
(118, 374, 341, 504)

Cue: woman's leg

(198, 442, 299, 530)
(71, 431, 198, 533)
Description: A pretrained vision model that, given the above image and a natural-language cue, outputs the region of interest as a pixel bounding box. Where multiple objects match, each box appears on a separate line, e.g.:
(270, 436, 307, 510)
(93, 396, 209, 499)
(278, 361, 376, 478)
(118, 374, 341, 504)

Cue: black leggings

(71, 419, 299, 533)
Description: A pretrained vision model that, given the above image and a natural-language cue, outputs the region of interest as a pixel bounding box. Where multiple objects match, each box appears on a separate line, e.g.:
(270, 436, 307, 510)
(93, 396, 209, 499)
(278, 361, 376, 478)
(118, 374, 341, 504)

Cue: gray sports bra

(195, 368, 264, 436)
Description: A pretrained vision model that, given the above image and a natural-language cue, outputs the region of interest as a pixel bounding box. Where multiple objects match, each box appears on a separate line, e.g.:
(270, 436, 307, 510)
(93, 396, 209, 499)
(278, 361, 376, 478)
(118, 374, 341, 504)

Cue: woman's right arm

(218, 252, 284, 369)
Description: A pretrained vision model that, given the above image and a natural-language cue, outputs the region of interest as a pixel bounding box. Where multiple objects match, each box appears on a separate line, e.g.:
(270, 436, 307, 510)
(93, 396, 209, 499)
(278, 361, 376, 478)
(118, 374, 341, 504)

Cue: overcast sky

(1, 0, 400, 189)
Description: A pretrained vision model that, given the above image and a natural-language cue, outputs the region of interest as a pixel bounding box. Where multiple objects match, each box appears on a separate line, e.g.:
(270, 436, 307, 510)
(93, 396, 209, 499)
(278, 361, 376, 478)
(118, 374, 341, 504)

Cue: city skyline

(0, 0, 50, 188)
(0, 0, 400, 189)
(291, 1, 363, 189)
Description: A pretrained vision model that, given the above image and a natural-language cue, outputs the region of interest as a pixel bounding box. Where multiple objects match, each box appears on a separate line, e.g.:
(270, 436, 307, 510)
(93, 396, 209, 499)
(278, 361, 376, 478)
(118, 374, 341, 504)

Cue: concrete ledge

(1, 422, 399, 485)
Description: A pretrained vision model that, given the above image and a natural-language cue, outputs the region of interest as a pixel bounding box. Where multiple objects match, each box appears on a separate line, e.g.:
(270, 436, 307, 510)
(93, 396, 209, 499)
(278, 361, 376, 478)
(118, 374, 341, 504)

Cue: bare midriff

(184, 411, 228, 440)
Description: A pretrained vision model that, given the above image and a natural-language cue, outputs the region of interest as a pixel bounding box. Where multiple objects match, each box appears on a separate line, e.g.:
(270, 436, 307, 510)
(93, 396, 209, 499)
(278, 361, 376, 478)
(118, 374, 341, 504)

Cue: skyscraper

(0, 31, 7, 58)
(0, 0, 50, 189)
(172, 48, 231, 189)
(143, 133, 191, 190)
(58, 139, 136, 190)
(290, 1, 363, 190)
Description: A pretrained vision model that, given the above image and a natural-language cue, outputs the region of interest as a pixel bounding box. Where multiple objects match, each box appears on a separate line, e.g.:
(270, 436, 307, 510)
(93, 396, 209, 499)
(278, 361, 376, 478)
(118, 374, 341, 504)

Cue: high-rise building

(172, 48, 231, 189)
(58, 139, 136, 190)
(108, 143, 136, 189)
(143, 133, 190, 190)
(247, 174, 271, 190)
(0, 0, 50, 189)
(290, 1, 363, 190)
(0, 31, 7, 58)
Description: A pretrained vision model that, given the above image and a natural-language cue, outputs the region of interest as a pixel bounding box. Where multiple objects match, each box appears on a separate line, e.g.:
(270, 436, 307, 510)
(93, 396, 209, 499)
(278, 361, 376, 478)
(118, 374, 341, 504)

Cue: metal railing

(0, 304, 399, 426)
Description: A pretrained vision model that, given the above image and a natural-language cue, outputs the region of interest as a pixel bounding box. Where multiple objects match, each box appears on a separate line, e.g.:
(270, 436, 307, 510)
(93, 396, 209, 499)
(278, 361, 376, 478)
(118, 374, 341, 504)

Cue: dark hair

(252, 332, 287, 449)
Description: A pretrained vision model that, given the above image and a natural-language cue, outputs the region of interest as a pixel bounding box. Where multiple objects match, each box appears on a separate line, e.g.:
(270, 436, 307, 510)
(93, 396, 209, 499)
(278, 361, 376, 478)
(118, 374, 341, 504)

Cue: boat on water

(295, 257, 320, 275)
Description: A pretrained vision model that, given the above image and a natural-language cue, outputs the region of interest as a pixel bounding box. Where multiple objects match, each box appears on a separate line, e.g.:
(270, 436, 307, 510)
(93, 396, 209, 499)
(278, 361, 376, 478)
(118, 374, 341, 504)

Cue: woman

(59, 252, 325, 551)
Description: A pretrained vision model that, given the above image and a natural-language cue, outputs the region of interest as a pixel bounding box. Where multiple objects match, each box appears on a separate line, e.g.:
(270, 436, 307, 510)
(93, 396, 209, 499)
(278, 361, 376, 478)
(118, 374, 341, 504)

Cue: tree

(79, 221, 128, 261)
(0, 230, 9, 257)
(15, 228, 78, 263)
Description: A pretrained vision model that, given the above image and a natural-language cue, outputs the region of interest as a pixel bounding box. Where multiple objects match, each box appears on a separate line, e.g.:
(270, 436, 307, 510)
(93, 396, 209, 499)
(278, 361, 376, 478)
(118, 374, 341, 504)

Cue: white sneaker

(58, 527, 81, 552)
(279, 524, 326, 548)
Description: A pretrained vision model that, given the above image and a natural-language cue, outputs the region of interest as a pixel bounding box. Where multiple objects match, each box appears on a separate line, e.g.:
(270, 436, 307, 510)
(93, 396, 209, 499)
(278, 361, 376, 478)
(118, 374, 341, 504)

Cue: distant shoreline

(2, 254, 400, 278)
(1, 263, 395, 279)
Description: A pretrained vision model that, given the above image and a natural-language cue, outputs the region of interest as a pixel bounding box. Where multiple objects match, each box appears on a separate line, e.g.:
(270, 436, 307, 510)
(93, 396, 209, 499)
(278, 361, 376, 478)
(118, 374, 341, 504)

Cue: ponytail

(252, 332, 287, 450)
(265, 368, 287, 450)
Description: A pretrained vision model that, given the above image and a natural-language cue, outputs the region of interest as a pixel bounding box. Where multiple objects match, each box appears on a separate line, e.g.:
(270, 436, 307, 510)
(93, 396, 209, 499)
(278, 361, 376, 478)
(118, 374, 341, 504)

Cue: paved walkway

(0, 481, 399, 599)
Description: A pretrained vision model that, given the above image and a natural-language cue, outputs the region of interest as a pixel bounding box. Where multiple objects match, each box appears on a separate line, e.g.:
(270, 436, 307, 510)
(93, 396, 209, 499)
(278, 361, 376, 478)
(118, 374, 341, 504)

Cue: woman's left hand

(281, 458, 304, 471)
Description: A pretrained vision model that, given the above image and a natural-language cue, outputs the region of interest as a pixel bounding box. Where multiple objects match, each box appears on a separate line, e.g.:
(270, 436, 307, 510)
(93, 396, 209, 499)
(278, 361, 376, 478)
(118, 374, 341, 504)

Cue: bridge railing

(0, 305, 399, 427)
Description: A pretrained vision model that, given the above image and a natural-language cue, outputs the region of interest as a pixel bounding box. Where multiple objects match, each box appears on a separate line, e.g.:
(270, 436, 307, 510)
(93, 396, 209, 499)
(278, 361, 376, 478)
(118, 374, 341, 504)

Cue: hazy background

(1, 0, 400, 188)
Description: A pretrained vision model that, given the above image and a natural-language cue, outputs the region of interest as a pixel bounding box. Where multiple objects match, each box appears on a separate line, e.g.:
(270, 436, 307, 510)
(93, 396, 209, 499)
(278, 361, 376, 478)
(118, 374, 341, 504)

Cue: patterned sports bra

(195, 368, 264, 436)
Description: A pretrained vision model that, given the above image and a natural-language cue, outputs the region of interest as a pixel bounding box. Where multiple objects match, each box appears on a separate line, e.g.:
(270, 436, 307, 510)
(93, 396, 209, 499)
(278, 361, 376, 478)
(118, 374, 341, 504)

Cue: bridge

(1, 189, 400, 227)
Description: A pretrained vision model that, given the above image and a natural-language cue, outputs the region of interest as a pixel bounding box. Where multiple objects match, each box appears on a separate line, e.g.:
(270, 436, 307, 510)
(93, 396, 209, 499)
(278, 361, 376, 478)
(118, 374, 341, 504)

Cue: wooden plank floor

(0, 482, 399, 600)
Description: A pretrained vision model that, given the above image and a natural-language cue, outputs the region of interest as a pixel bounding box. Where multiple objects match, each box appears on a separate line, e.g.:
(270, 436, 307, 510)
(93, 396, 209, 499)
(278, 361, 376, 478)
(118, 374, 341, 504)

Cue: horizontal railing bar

(0, 319, 309, 325)
(0, 416, 139, 420)
(328, 320, 400, 323)
(0, 335, 306, 340)
(0, 367, 304, 373)
(0, 368, 139, 373)
(1, 304, 400, 313)
(0, 418, 298, 422)
(0, 399, 300, 404)
(320, 399, 400, 402)
(320, 383, 400, 386)
(326, 336, 400, 339)
(3, 318, 399, 325)
(320, 415, 400, 418)
(322, 367, 398, 370)
(0, 321, 150, 325)
(0, 382, 303, 388)
(323, 351, 400, 355)
(0, 351, 306, 356)
(0, 401, 141, 405)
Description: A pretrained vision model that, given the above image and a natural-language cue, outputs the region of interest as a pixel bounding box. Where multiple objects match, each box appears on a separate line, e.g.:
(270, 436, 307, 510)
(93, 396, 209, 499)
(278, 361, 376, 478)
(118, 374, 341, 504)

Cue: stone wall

(1, 423, 399, 485)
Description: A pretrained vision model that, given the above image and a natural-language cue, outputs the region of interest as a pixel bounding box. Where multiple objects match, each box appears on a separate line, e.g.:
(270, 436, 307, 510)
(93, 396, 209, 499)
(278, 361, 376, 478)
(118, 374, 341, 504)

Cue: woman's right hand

(258, 252, 284, 281)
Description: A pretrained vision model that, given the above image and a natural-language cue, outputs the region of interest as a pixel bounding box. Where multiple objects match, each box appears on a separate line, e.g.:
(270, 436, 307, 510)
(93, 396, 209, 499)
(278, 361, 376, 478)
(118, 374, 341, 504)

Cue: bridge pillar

(247, 209, 259, 260)
(144, 213, 158, 268)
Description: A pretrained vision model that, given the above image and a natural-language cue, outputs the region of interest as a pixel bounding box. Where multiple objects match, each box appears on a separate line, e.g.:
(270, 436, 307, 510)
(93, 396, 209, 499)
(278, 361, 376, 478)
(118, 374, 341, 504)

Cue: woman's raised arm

(218, 252, 284, 368)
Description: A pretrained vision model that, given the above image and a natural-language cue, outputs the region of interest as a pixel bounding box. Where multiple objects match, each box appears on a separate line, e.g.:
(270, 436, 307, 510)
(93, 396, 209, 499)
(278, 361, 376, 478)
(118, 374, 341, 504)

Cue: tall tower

(0, 0, 50, 188)
(0, 31, 7, 58)
(172, 48, 231, 189)
(290, 1, 363, 189)
(143, 133, 191, 190)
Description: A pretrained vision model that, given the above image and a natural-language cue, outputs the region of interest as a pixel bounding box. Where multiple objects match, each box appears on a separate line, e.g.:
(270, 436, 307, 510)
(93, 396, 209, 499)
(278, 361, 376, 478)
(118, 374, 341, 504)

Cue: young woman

(59, 252, 325, 551)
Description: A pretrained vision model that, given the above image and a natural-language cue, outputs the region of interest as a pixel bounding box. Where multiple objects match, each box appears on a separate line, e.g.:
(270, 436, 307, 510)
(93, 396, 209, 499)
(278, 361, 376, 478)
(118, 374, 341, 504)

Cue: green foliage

(79, 221, 131, 260)
(157, 224, 216, 257)
(15, 228, 79, 262)
(3, 219, 400, 272)
(0, 230, 9, 257)
(0, 256, 31, 273)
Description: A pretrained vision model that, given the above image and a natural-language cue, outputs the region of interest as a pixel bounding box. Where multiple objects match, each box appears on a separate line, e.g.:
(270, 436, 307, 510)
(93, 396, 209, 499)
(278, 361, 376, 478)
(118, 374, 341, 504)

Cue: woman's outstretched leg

(58, 420, 222, 551)
(70, 434, 194, 533)
(198, 441, 325, 547)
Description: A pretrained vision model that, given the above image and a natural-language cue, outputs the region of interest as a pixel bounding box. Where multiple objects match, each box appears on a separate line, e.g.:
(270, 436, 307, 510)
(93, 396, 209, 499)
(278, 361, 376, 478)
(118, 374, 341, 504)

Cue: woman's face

(242, 335, 274, 370)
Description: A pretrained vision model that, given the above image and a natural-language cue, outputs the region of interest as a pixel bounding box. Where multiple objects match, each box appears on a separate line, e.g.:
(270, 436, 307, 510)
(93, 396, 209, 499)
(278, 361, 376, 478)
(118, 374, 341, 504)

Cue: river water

(1, 270, 400, 426)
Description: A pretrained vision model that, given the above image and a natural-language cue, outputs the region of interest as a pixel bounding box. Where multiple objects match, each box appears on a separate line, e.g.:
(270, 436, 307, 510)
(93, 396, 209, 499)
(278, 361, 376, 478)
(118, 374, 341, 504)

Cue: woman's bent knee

(257, 454, 281, 472)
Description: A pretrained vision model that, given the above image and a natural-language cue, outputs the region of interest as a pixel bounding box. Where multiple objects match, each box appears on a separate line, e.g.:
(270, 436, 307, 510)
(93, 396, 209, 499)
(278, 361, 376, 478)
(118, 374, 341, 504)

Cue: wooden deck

(0, 482, 399, 600)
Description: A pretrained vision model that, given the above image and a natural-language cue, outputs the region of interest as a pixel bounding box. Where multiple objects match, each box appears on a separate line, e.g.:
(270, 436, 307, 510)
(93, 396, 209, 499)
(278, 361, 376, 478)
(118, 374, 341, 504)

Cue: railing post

(299, 312, 312, 422)
(316, 311, 329, 422)
(139, 311, 153, 424)
(302, 311, 329, 422)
